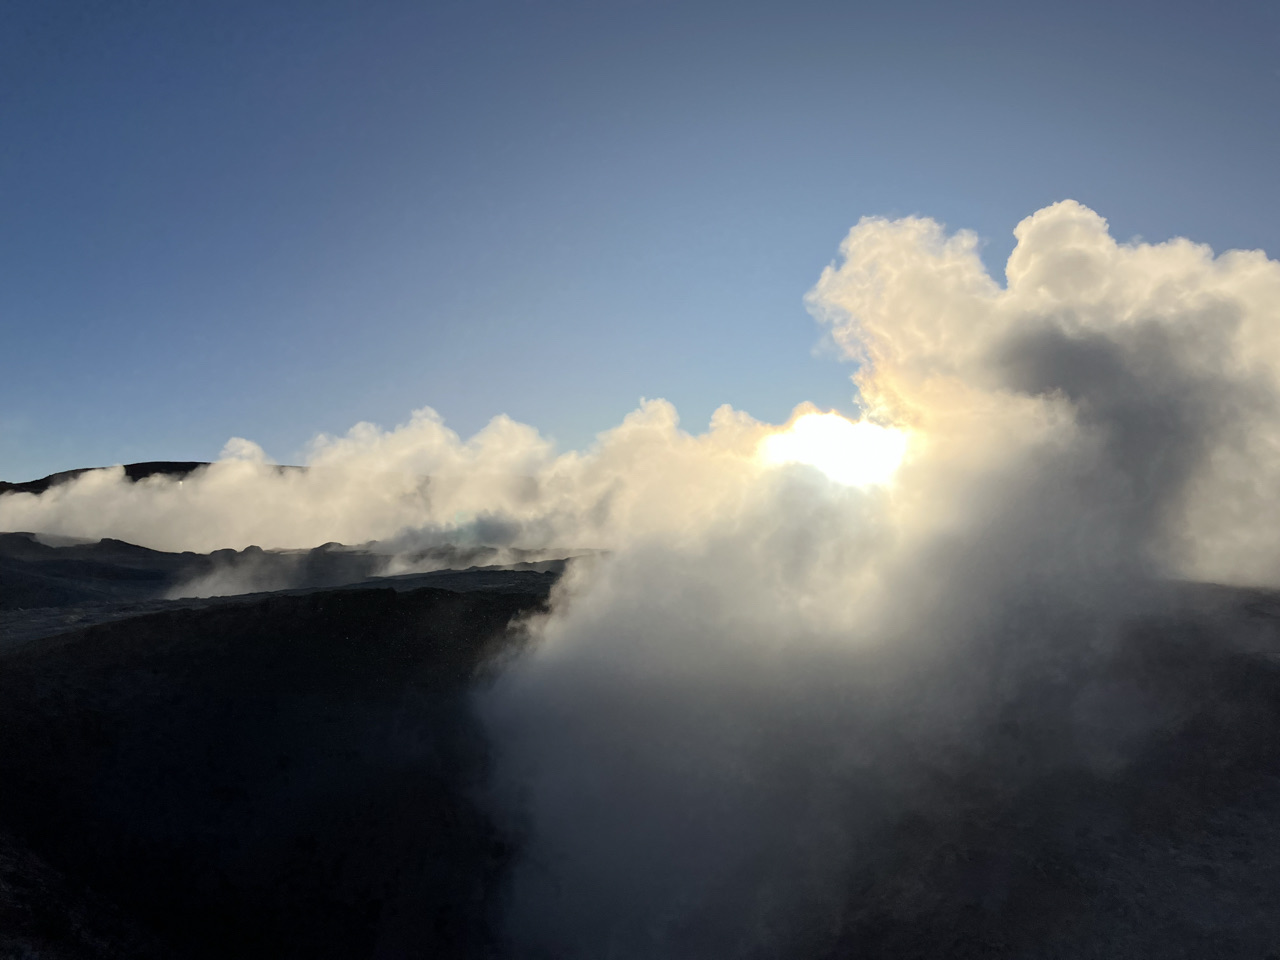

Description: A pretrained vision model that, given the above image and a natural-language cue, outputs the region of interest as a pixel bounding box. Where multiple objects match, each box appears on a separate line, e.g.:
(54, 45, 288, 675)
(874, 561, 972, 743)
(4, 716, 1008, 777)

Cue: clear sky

(3, 0, 1277, 480)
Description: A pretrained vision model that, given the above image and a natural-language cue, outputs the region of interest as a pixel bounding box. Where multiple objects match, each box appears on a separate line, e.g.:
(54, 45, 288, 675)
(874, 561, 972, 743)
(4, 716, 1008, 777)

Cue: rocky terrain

(0, 558, 551, 959)
(0, 529, 566, 615)
(0, 523, 1279, 956)
(0, 462, 572, 608)
(828, 584, 1280, 959)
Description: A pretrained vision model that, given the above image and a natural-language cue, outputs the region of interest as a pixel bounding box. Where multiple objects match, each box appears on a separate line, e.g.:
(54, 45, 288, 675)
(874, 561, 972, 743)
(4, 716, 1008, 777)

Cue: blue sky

(2, 0, 1277, 480)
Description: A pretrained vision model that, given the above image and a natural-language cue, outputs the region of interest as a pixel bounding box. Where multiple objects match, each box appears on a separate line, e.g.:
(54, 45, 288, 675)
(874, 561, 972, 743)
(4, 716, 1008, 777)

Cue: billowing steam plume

(478, 201, 1280, 957)
(4, 201, 1280, 955)
(3, 201, 1277, 584)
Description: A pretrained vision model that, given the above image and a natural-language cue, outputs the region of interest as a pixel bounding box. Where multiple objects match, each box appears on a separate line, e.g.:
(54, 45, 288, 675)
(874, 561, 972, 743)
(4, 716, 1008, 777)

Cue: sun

(759, 412, 907, 487)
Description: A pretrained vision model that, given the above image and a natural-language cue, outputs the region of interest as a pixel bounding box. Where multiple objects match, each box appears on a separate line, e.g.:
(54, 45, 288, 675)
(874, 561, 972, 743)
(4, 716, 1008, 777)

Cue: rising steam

(3, 201, 1278, 585)
(5, 201, 1280, 955)
(479, 201, 1280, 958)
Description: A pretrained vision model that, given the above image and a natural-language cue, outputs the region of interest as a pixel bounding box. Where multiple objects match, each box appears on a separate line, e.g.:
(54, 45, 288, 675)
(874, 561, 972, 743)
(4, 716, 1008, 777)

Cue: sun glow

(760, 412, 907, 487)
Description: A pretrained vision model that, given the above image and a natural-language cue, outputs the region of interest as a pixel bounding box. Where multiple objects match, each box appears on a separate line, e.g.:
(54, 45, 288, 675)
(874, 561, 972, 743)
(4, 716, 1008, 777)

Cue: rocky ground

(0, 571, 550, 959)
(826, 587, 1280, 959)
(0, 529, 567, 616)
(0, 530, 1279, 957)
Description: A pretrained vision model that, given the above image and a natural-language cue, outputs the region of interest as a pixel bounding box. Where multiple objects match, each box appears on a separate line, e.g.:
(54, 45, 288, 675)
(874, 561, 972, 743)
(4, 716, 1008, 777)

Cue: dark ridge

(0, 583, 545, 960)
(0, 462, 210, 496)
(0, 532, 205, 610)
(0, 531, 564, 615)
(0, 462, 307, 497)
(3, 537, 1280, 958)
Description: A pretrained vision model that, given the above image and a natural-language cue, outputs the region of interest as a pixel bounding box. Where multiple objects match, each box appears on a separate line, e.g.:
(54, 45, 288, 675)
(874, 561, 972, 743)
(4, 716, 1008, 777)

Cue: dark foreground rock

(0, 828, 170, 960)
(0, 575, 1279, 958)
(0, 584, 544, 959)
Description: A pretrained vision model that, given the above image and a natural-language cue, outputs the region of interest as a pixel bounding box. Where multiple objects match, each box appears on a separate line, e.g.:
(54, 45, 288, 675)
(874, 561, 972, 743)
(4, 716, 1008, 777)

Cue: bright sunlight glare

(759, 412, 908, 487)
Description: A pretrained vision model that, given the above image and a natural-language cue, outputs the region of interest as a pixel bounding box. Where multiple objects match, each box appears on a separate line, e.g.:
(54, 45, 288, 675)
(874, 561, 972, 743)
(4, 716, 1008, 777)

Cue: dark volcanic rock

(0, 532, 382, 611)
(2, 556, 1280, 958)
(0, 534, 208, 610)
(0, 829, 167, 960)
(821, 597, 1280, 959)
(0, 585, 544, 960)
(0, 532, 568, 613)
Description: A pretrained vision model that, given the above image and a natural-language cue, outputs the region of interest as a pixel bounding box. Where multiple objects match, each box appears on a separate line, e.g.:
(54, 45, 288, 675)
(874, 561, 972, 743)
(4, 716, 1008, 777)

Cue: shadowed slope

(1, 576, 1280, 958)
(0, 584, 544, 960)
(825, 609, 1280, 959)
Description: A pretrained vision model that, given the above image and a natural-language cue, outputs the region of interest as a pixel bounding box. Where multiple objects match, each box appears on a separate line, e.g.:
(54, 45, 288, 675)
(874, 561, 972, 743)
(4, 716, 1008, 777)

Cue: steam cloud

(479, 201, 1280, 957)
(5, 201, 1280, 955)
(2, 202, 1275, 584)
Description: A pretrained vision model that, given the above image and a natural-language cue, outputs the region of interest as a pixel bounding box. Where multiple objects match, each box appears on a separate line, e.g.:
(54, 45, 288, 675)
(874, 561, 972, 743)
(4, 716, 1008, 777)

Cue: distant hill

(0, 462, 211, 496)
(0, 530, 566, 616)
(0, 461, 314, 497)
